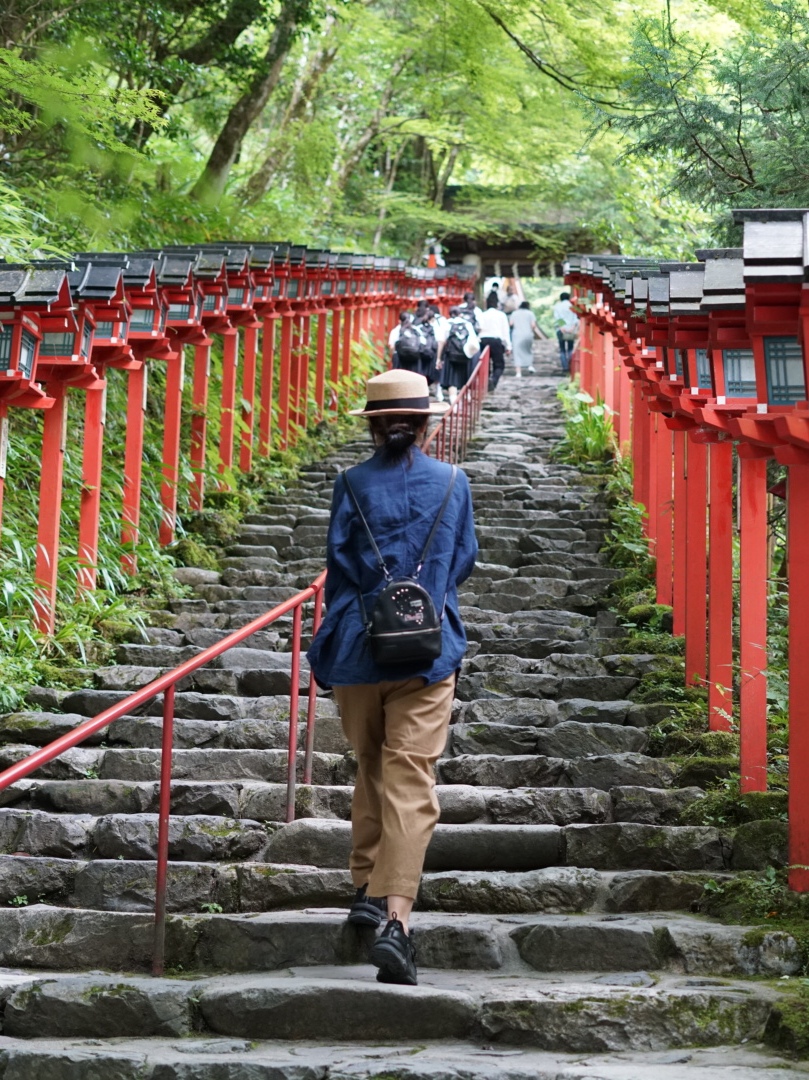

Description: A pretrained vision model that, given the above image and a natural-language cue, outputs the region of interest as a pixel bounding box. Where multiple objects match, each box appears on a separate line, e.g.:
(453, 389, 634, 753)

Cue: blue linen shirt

(306, 447, 477, 688)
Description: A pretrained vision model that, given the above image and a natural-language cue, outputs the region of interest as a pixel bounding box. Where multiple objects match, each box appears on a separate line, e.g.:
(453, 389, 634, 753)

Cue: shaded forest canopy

(2, 0, 809, 262)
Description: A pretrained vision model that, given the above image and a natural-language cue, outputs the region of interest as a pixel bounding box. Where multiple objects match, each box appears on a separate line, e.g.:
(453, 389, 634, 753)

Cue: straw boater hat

(350, 369, 447, 416)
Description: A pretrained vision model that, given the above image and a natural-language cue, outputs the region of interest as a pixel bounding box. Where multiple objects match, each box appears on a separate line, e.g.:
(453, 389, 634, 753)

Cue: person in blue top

(307, 368, 477, 986)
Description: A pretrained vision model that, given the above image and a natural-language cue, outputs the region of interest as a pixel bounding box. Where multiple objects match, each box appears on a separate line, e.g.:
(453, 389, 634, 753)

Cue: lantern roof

(699, 250, 746, 311)
(152, 253, 196, 288)
(68, 261, 126, 302)
(739, 217, 803, 283)
(0, 265, 71, 307)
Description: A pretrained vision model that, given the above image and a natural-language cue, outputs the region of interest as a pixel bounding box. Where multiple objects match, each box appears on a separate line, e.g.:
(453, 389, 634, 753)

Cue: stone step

(437, 752, 677, 790)
(0, 1039, 796, 1080)
(447, 720, 648, 757)
(263, 819, 732, 873)
(0, 781, 704, 828)
(0, 746, 354, 785)
(0, 907, 796, 978)
(0, 854, 732, 915)
(0, 968, 775, 1050)
(455, 673, 639, 701)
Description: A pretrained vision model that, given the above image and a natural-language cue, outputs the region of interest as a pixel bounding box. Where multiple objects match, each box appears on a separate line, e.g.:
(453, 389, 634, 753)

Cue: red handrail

(424, 346, 490, 462)
(0, 569, 326, 975)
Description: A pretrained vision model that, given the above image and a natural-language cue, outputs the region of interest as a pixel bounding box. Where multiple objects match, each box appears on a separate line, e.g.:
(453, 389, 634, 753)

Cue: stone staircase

(0, 347, 801, 1079)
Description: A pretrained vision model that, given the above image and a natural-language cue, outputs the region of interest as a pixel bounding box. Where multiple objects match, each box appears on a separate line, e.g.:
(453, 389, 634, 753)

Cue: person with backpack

(306, 368, 478, 987)
(461, 290, 483, 333)
(388, 312, 412, 368)
(437, 305, 480, 404)
(393, 318, 427, 373)
(416, 310, 439, 384)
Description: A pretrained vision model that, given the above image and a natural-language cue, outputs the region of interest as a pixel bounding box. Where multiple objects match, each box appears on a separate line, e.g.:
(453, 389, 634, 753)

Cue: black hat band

(364, 395, 430, 411)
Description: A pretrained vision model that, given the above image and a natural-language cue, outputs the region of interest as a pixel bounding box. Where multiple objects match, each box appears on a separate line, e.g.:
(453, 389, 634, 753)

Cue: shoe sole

(347, 903, 386, 928)
(370, 937, 416, 985)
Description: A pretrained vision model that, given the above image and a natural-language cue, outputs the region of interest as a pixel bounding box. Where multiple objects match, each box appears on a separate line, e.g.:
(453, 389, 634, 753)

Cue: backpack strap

(342, 469, 390, 582)
(414, 465, 457, 577)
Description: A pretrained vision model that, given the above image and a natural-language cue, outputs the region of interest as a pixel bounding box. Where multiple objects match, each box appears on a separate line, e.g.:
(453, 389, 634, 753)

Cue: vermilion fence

(424, 348, 490, 462)
(0, 247, 475, 632)
(566, 207, 809, 891)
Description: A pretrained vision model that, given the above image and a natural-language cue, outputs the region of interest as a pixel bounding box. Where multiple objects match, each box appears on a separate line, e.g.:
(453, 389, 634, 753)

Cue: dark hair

(560, 291, 571, 301)
(368, 413, 429, 464)
(448, 305, 460, 317)
(519, 300, 531, 310)
(463, 291, 475, 303)
(486, 294, 499, 309)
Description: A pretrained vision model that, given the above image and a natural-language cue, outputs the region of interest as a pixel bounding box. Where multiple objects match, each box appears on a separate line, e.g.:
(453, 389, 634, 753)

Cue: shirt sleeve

(451, 472, 478, 586)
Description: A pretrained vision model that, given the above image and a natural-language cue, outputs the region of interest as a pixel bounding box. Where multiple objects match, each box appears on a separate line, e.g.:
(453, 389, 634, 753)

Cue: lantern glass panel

(0, 326, 12, 372)
(39, 331, 75, 357)
(203, 293, 219, 312)
(229, 287, 245, 305)
(675, 349, 685, 378)
(195, 294, 203, 320)
(95, 321, 115, 340)
(287, 279, 299, 299)
(168, 302, 191, 321)
(337, 280, 347, 295)
(80, 323, 92, 358)
(130, 307, 156, 332)
(723, 348, 757, 397)
(321, 280, 333, 295)
(696, 348, 711, 388)
(19, 328, 36, 379)
(765, 336, 806, 405)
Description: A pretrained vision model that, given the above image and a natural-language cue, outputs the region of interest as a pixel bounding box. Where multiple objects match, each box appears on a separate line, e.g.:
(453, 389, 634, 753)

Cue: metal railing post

(153, 682, 175, 977)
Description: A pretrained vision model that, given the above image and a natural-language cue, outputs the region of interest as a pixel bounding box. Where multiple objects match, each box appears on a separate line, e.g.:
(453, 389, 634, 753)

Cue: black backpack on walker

(342, 467, 457, 665)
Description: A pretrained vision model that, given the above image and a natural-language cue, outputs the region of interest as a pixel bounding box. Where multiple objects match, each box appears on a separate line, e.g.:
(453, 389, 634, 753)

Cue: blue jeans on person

(557, 331, 574, 373)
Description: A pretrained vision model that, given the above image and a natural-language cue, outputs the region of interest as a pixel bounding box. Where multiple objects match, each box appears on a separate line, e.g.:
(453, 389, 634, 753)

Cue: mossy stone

(731, 819, 788, 871)
(171, 537, 219, 572)
(675, 756, 738, 787)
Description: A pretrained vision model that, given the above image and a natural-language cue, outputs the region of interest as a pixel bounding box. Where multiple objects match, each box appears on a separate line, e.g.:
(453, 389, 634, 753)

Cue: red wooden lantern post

(169, 251, 229, 509)
(286, 246, 308, 443)
(66, 261, 137, 594)
(246, 244, 277, 464)
(151, 253, 208, 546)
(27, 263, 106, 630)
(114, 257, 174, 571)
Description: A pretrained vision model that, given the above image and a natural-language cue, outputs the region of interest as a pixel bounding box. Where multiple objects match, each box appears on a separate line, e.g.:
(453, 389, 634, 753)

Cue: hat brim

(349, 401, 449, 416)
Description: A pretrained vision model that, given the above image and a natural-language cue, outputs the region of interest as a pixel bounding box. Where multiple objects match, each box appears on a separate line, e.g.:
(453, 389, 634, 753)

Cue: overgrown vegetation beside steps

(556, 382, 809, 1050)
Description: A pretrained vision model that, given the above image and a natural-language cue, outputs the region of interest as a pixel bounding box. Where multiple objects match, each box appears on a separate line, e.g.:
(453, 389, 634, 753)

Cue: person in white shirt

(477, 294, 511, 390)
(428, 305, 449, 401)
(552, 292, 578, 373)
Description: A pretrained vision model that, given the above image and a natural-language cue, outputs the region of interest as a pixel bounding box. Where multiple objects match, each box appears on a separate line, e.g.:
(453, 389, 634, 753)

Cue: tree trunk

(190, 0, 315, 205)
(242, 18, 338, 205)
(130, 0, 264, 149)
(372, 139, 407, 250)
(433, 144, 460, 207)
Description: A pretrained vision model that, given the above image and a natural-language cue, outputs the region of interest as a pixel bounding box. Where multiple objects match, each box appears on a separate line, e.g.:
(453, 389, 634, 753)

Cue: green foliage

(599, 1, 809, 220)
(552, 386, 617, 466)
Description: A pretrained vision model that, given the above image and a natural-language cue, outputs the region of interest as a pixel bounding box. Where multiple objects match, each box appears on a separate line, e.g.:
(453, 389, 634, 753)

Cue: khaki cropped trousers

(333, 674, 455, 900)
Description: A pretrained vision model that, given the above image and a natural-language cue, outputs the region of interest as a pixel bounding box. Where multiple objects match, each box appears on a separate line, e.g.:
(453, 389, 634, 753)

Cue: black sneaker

(347, 884, 387, 927)
(370, 917, 417, 985)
